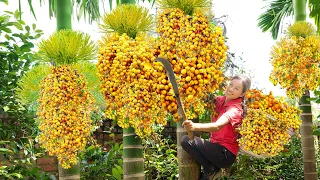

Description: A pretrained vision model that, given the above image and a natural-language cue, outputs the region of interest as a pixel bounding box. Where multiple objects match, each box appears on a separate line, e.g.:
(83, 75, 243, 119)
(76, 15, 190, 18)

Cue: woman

(181, 75, 251, 180)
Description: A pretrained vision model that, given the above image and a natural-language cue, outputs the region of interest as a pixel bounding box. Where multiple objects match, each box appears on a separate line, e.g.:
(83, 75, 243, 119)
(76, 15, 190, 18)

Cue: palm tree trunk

(58, 162, 80, 180)
(56, 0, 79, 179)
(299, 90, 318, 180)
(56, 0, 72, 30)
(292, 0, 306, 21)
(123, 127, 144, 180)
(177, 119, 200, 180)
(293, 1, 318, 179)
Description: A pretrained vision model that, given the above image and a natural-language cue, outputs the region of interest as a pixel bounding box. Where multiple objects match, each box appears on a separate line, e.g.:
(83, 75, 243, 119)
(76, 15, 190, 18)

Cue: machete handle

(176, 94, 194, 141)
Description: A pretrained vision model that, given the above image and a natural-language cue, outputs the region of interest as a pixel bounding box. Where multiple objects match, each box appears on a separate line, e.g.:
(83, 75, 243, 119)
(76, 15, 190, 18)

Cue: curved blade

(155, 57, 194, 141)
(155, 58, 180, 96)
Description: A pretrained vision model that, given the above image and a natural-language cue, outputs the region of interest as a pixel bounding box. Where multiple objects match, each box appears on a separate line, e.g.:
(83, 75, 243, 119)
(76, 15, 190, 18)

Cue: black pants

(180, 135, 236, 171)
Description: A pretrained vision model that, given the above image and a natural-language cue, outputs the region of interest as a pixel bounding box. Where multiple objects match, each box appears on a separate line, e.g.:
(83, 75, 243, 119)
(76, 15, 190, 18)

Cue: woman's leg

(180, 135, 235, 170)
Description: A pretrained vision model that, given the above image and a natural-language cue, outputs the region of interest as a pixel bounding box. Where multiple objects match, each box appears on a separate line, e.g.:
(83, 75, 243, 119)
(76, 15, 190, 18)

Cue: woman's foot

(200, 168, 222, 180)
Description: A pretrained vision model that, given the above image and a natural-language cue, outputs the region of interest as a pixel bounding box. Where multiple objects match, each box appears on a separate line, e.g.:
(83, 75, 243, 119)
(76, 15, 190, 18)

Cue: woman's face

(225, 78, 245, 101)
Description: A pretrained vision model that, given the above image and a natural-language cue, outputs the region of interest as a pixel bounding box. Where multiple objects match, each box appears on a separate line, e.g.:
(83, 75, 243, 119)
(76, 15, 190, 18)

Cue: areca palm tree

(258, 0, 318, 179)
(257, 0, 293, 39)
(258, 0, 320, 39)
(18, 0, 102, 24)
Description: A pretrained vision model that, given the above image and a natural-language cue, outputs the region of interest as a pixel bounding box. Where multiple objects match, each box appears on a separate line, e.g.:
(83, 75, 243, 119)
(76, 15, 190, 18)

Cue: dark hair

(230, 75, 251, 119)
(231, 75, 251, 94)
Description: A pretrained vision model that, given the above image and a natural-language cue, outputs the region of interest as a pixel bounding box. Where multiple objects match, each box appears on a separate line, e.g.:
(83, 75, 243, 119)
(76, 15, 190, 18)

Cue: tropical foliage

(0, 4, 43, 139)
(38, 30, 97, 65)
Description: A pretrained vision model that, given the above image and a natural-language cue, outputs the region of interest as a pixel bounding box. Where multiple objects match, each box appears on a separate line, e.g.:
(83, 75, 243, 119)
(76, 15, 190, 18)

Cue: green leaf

(38, 29, 97, 65)
(2, 27, 12, 33)
(257, 0, 293, 40)
(109, 0, 113, 11)
(17, 20, 25, 25)
(32, 23, 36, 30)
(115, 165, 123, 173)
(0, 148, 13, 153)
(14, 10, 21, 20)
(309, 7, 320, 17)
(25, 25, 30, 32)
(0, 165, 8, 169)
(4, 11, 13, 14)
(13, 22, 23, 30)
(0, 0, 8, 5)
(112, 167, 121, 180)
(309, 0, 320, 5)
(34, 34, 42, 39)
(5, 34, 12, 41)
(312, 128, 320, 135)
(3, 106, 9, 112)
(49, 0, 55, 18)
(11, 173, 23, 178)
(27, 0, 37, 20)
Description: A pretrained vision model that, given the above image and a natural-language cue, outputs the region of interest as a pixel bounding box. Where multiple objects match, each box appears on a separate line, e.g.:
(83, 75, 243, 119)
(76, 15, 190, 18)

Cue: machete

(155, 57, 194, 141)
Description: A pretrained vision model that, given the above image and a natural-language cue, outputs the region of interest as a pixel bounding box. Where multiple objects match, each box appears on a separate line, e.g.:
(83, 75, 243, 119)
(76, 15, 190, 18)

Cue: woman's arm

(182, 115, 230, 132)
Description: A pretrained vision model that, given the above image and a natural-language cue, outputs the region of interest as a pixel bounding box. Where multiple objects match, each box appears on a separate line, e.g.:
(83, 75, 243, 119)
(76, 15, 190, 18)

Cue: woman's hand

(182, 120, 196, 131)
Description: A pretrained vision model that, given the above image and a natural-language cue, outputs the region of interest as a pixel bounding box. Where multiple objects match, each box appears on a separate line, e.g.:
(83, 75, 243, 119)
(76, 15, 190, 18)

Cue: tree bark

(299, 90, 318, 180)
(177, 119, 200, 180)
(123, 127, 144, 180)
(56, 0, 72, 30)
(58, 162, 80, 180)
(292, 1, 318, 179)
(56, 0, 77, 179)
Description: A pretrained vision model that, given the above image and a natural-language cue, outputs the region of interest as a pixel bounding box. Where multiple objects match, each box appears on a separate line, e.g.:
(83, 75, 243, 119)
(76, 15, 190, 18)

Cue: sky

(1, 0, 290, 96)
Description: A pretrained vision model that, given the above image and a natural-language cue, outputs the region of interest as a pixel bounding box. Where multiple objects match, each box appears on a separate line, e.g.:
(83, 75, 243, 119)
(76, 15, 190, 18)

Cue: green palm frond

(16, 62, 105, 112)
(74, 0, 102, 23)
(0, 0, 8, 5)
(309, 0, 320, 35)
(287, 21, 316, 37)
(257, 0, 294, 40)
(19, 0, 102, 24)
(157, 0, 211, 15)
(38, 29, 97, 65)
(99, 4, 153, 38)
(72, 62, 106, 109)
(16, 64, 51, 112)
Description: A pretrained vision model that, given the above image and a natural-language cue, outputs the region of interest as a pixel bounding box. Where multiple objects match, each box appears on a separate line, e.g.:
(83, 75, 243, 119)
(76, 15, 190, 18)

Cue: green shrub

(0, 3, 53, 180)
(0, 3, 43, 140)
(80, 143, 123, 180)
(144, 127, 178, 180)
(0, 141, 53, 180)
(224, 135, 304, 180)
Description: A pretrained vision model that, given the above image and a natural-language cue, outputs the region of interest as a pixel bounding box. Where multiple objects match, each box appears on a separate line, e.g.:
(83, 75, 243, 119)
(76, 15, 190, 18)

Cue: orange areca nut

(97, 33, 167, 138)
(269, 22, 320, 98)
(156, 8, 227, 121)
(37, 65, 96, 169)
(238, 89, 302, 157)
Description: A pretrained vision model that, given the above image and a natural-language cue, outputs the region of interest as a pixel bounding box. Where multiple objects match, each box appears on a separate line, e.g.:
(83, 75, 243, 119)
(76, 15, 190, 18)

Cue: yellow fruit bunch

(269, 22, 320, 98)
(156, 8, 227, 121)
(37, 65, 95, 169)
(97, 33, 167, 138)
(238, 89, 301, 156)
